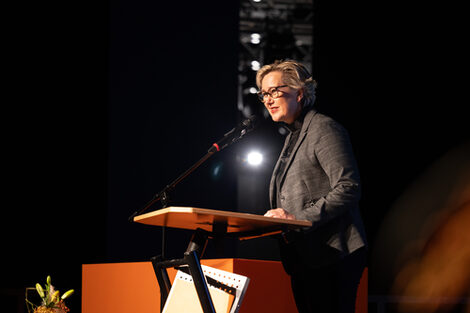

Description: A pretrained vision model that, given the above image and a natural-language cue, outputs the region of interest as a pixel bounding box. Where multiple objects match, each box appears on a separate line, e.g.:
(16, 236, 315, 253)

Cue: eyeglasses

(257, 85, 289, 102)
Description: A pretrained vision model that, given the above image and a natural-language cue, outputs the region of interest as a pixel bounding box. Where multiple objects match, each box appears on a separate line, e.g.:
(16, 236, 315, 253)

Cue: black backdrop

(2, 1, 469, 312)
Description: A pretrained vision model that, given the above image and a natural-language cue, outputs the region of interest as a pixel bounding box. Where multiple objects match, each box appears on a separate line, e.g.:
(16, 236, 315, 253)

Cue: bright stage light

(251, 60, 261, 71)
(247, 151, 263, 166)
(250, 33, 261, 44)
(249, 87, 258, 94)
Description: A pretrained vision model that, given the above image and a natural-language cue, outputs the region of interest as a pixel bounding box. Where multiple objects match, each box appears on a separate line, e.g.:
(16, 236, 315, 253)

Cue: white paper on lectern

(162, 264, 250, 313)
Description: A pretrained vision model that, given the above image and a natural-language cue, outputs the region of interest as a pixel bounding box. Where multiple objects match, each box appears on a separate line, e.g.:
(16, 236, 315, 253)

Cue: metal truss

(238, 0, 313, 119)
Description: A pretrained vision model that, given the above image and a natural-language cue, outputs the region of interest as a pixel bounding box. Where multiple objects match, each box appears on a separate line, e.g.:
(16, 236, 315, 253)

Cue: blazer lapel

(269, 131, 292, 208)
(274, 109, 317, 196)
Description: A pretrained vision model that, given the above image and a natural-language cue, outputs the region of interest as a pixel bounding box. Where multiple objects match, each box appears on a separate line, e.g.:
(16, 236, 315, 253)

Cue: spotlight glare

(250, 33, 261, 44)
(251, 60, 261, 71)
(247, 151, 263, 166)
(249, 87, 258, 94)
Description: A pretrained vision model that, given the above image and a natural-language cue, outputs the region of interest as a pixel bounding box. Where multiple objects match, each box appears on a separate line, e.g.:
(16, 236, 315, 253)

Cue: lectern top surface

(133, 207, 311, 236)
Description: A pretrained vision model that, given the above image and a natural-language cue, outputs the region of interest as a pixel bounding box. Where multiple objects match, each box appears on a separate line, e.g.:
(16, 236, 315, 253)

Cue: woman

(257, 60, 367, 313)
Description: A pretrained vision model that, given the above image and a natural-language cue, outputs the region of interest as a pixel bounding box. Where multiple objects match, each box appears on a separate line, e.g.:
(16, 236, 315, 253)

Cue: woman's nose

(264, 96, 274, 106)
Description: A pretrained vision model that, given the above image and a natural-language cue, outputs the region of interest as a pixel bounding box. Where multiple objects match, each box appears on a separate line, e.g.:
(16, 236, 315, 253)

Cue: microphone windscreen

(242, 115, 257, 129)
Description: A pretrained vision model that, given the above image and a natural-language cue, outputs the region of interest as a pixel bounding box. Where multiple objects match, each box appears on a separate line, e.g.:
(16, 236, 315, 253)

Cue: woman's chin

(270, 113, 283, 123)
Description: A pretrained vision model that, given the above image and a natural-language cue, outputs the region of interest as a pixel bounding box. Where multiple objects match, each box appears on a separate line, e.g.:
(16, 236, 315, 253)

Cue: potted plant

(25, 275, 74, 313)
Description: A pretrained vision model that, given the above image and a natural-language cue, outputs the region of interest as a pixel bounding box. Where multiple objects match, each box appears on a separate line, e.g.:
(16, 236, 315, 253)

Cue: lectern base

(82, 259, 296, 313)
(82, 259, 367, 313)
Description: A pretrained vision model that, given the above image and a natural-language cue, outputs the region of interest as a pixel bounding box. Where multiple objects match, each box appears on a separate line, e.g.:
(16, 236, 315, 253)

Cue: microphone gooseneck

(209, 115, 257, 153)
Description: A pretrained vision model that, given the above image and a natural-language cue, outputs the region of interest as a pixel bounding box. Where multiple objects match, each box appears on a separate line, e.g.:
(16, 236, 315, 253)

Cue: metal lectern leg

(184, 250, 216, 313)
(151, 228, 216, 313)
(151, 255, 171, 312)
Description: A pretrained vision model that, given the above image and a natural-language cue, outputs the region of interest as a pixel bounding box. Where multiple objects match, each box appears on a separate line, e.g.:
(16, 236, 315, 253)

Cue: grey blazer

(270, 109, 367, 268)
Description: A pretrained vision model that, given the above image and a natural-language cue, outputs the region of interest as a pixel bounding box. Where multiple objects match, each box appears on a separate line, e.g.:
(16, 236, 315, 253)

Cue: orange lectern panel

(82, 261, 164, 313)
(133, 207, 312, 236)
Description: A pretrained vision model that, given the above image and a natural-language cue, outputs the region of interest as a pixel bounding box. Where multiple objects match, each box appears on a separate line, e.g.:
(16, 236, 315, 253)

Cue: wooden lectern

(133, 207, 311, 313)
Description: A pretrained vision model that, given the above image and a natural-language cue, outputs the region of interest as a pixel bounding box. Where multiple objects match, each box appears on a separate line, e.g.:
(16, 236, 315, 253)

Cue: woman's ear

(297, 89, 304, 103)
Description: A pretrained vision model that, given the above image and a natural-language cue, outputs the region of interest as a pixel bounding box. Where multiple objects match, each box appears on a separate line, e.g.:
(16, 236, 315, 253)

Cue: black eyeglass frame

(257, 85, 289, 102)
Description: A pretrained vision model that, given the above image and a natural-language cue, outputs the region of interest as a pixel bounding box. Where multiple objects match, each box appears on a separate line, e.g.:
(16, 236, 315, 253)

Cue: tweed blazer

(270, 109, 367, 266)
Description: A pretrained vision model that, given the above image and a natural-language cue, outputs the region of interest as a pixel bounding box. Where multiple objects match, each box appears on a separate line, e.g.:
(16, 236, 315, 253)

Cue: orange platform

(82, 259, 367, 313)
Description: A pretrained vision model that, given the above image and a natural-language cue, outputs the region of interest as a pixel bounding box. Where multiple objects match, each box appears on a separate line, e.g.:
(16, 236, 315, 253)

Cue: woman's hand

(264, 208, 296, 220)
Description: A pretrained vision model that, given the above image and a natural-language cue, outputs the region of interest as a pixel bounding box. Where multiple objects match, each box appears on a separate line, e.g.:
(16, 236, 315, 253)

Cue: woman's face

(260, 71, 302, 124)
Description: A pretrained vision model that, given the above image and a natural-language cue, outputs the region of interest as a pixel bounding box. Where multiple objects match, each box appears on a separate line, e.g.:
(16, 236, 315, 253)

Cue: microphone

(234, 115, 257, 133)
(209, 116, 257, 153)
(240, 115, 257, 130)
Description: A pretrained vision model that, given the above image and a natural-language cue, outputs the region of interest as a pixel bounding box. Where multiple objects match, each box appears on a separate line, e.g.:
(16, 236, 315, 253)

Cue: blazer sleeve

(295, 119, 361, 227)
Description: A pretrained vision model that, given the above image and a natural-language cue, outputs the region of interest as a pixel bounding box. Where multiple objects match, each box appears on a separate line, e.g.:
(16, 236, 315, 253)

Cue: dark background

(2, 0, 468, 312)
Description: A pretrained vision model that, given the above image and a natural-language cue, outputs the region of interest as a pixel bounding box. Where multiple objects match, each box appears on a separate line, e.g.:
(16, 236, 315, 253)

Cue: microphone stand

(128, 117, 256, 258)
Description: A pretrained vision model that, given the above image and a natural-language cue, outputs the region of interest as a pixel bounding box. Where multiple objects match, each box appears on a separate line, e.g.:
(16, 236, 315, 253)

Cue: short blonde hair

(256, 59, 317, 108)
